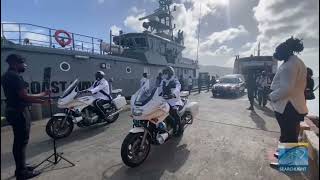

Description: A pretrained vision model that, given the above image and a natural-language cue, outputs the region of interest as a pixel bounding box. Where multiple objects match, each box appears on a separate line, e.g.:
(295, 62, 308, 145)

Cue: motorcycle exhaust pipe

(156, 132, 169, 144)
(107, 109, 122, 118)
(91, 115, 99, 122)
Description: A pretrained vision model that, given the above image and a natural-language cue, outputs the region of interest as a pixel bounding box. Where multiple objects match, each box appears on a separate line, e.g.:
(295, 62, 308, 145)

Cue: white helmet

(95, 71, 105, 80)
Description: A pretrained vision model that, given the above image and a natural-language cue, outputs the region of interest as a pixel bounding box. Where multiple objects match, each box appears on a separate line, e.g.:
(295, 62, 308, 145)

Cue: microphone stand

(35, 84, 75, 169)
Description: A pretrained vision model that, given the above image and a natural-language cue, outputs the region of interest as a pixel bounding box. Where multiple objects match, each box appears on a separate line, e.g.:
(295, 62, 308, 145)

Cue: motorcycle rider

(87, 71, 112, 121)
(160, 66, 183, 135)
(256, 71, 269, 107)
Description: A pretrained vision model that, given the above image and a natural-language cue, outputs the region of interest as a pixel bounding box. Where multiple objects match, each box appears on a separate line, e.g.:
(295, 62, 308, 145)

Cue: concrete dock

(1, 92, 309, 180)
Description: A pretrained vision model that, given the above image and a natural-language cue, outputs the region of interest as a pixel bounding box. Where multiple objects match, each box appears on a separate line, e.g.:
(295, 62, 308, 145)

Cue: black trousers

(93, 99, 111, 118)
(188, 85, 192, 94)
(275, 102, 305, 143)
(247, 87, 255, 107)
(258, 87, 268, 106)
(169, 106, 181, 130)
(5, 108, 31, 175)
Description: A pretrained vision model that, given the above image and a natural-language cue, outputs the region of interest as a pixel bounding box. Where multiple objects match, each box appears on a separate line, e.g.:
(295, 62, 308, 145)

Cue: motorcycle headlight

(132, 109, 143, 116)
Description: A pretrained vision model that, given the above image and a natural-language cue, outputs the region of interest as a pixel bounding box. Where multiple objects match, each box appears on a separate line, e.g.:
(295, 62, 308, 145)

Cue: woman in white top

(270, 37, 308, 143)
(269, 37, 308, 168)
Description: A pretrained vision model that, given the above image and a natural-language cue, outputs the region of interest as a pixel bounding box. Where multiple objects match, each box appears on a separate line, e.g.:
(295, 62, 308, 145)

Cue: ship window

(135, 38, 147, 47)
(100, 63, 111, 69)
(149, 39, 154, 49)
(126, 66, 132, 73)
(127, 38, 134, 47)
(60, 62, 71, 72)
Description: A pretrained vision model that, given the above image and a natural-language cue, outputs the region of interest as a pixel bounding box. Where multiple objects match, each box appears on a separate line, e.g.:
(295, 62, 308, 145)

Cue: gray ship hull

(1, 42, 196, 98)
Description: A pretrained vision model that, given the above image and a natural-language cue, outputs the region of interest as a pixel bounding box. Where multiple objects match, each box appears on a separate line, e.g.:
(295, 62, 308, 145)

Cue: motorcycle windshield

(61, 79, 79, 98)
(134, 85, 158, 106)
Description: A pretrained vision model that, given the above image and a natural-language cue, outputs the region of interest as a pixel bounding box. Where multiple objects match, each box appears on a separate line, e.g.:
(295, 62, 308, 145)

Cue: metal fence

(1, 23, 104, 54)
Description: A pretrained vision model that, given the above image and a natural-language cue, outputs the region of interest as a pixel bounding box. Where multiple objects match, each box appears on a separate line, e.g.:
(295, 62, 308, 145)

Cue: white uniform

(88, 78, 111, 100)
(188, 78, 193, 86)
(140, 77, 150, 93)
(160, 77, 183, 106)
(270, 55, 308, 114)
(140, 77, 150, 88)
(257, 75, 268, 88)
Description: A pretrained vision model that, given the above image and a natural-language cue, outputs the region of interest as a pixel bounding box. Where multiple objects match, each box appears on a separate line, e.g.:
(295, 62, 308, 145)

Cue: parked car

(212, 74, 245, 97)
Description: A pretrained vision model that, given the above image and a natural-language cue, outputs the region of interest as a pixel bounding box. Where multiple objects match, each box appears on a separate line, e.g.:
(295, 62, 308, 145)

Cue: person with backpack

(305, 67, 316, 100)
(269, 37, 308, 167)
(187, 76, 193, 95)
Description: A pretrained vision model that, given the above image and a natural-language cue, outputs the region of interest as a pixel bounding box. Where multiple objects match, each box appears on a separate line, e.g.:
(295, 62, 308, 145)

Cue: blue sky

(1, 0, 156, 38)
(1, 0, 319, 76)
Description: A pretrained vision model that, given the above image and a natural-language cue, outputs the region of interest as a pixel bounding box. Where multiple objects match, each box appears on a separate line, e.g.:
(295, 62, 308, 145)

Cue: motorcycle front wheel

(121, 132, 151, 168)
(46, 116, 74, 139)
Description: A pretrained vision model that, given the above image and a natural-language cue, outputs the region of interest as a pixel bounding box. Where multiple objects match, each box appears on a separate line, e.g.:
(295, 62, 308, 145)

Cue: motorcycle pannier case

(185, 102, 199, 117)
(180, 91, 189, 98)
(113, 96, 127, 109)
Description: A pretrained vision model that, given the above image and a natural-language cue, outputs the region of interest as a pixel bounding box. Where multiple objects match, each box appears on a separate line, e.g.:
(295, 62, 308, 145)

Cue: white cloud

(169, 1, 246, 62)
(124, 11, 147, 32)
(251, 0, 319, 55)
(122, 0, 318, 74)
(212, 45, 234, 55)
(201, 25, 248, 50)
(24, 29, 48, 43)
(97, 0, 104, 4)
(110, 25, 121, 36)
(301, 47, 319, 77)
(1, 22, 48, 44)
(239, 0, 319, 75)
(169, 1, 229, 58)
(241, 42, 255, 50)
(130, 6, 145, 14)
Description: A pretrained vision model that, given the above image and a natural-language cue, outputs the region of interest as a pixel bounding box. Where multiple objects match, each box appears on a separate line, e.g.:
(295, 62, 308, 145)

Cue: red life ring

(54, 30, 72, 47)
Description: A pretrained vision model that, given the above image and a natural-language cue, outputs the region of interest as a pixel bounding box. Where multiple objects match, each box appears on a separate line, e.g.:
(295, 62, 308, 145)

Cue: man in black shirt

(1, 54, 50, 180)
(246, 70, 256, 111)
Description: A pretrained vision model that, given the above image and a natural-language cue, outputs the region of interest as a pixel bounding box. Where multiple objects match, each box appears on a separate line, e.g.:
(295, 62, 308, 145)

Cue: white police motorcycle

(121, 85, 199, 167)
(46, 79, 126, 139)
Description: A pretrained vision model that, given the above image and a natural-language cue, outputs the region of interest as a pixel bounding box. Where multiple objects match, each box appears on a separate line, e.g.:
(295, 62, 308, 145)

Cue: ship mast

(196, 3, 202, 62)
(138, 0, 179, 41)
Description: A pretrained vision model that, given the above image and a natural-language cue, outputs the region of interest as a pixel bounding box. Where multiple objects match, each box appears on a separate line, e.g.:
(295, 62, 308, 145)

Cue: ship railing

(1, 22, 105, 55)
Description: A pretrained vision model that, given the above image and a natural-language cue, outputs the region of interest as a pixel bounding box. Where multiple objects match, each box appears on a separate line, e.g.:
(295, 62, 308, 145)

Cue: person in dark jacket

(211, 76, 216, 88)
(198, 76, 202, 93)
(1, 54, 50, 179)
(246, 70, 256, 110)
(206, 75, 211, 92)
(305, 67, 315, 100)
(179, 75, 184, 91)
(156, 72, 163, 87)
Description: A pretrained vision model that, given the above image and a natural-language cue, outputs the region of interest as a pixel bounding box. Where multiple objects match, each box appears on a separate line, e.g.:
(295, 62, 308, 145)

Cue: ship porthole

(126, 66, 132, 73)
(60, 62, 71, 72)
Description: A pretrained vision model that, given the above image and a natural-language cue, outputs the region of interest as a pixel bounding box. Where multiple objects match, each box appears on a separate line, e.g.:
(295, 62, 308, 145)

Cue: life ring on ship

(54, 30, 72, 47)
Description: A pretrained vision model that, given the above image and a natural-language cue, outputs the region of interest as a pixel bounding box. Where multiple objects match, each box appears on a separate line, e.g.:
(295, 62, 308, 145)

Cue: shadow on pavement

(1, 124, 109, 170)
(253, 103, 276, 118)
(211, 93, 246, 100)
(262, 106, 275, 118)
(249, 110, 267, 131)
(101, 136, 190, 180)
